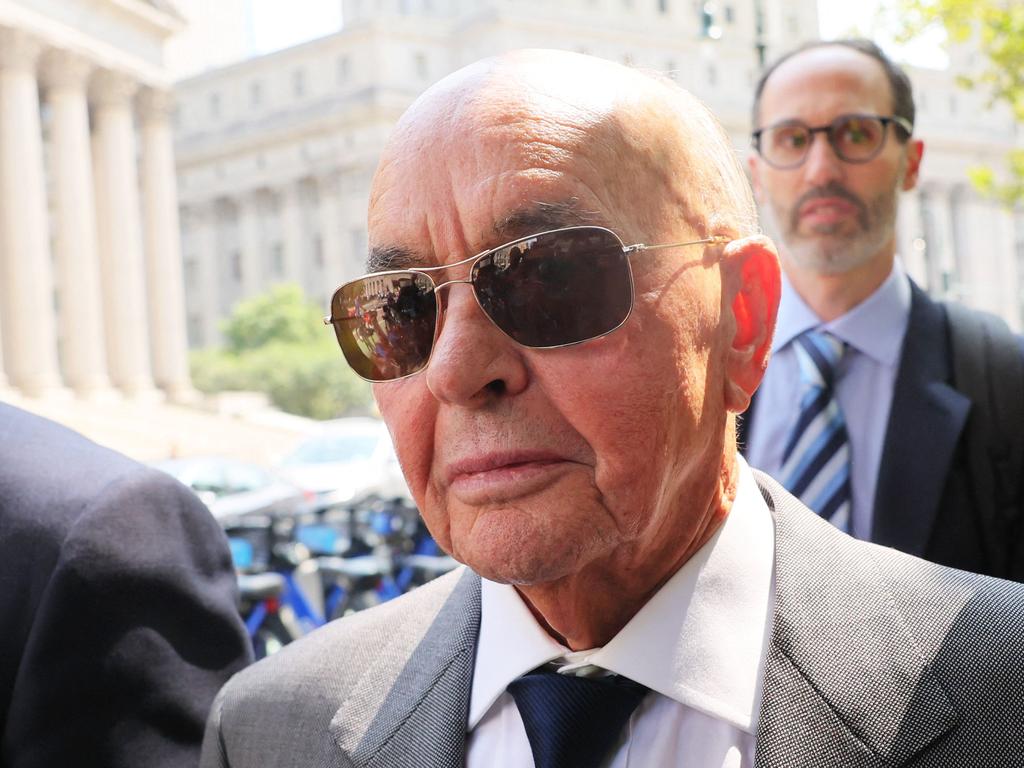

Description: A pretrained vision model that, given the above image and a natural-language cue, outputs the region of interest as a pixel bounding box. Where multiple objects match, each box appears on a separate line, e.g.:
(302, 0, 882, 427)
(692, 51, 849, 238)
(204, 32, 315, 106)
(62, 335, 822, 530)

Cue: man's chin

(784, 240, 875, 276)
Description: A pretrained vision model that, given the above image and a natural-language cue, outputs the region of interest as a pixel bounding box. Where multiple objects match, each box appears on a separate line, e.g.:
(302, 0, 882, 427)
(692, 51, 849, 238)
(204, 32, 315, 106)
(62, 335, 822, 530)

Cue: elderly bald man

(202, 50, 1024, 768)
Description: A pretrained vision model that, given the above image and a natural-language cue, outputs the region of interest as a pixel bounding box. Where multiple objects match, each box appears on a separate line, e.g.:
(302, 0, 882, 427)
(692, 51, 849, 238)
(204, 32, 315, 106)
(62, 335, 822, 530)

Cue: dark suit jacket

(201, 472, 1024, 767)
(740, 283, 1024, 581)
(0, 403, 253, 768)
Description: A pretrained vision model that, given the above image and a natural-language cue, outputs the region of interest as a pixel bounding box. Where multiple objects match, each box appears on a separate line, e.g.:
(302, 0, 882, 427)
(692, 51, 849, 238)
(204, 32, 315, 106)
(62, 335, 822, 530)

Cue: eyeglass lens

(762, 115, 889, 168)
(328, 228, 633, 382)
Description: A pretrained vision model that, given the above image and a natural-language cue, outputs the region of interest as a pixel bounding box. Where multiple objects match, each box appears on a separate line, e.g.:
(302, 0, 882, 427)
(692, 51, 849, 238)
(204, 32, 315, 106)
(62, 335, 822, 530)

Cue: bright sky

(248, 0, 947, 69)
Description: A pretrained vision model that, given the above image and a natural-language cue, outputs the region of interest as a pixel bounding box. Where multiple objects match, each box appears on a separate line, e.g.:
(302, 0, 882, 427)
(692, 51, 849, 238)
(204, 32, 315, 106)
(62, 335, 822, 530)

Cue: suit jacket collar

(871, 282, 970, 554)
(330, 568, 480, 768)
(754, 471, 958, 766)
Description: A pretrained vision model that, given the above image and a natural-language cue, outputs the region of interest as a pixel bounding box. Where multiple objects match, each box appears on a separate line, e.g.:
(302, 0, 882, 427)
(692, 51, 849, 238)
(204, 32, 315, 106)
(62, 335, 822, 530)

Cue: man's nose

(801, 131, 846, 186)
(424, 285, 529, 406)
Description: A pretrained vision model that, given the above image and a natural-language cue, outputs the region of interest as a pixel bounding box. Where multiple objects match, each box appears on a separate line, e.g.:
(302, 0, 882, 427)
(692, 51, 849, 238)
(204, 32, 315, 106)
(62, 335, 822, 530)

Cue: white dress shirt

(465, 457, 775, 768)
(744, 261, 912, 540)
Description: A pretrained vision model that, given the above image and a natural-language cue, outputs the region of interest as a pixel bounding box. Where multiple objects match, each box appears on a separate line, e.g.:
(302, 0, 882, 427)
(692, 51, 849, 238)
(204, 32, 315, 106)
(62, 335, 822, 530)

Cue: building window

(414, 52, 428, 80)
(293, 69, 306, 98)
(337, 55, 351, 84)
(399, 0, 412, 12)
(313, 236, 325, 269)
(706, 63, 717, 86)
(658, 0, 669, 12)
(701, 3, 722, 39)
(231, 251, 242, 282)
(250, 81, 263, 108)
(724, 5, 733, 22)
(270, 243, 285, 278)
(208, 92, 221, 120)
(949, 93, 958, 115)
(185, 258, 199, 291)
(187, 315, 202, 348)
(665, 60, 677, 79)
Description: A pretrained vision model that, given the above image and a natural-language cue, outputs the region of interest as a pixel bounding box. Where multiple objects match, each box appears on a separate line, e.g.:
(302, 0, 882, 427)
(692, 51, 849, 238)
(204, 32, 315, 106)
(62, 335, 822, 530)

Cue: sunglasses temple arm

(625, 235, 731, 254)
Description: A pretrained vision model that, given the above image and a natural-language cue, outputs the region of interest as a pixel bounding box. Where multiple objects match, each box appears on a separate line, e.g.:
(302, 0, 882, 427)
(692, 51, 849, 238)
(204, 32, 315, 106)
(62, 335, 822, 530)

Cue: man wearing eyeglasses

(743, 39, 1024, 580)
(202, 49, 1024, 768)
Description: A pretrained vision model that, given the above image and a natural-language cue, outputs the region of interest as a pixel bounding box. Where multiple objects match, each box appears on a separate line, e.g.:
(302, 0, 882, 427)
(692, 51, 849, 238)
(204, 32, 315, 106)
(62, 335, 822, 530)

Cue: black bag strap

(945, 301, 1024, 573)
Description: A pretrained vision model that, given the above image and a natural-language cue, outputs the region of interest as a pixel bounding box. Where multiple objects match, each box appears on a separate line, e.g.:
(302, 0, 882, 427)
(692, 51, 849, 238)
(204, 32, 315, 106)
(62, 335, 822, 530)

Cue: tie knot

(795, 329, 846, 390)
(507, 668, 648, 768)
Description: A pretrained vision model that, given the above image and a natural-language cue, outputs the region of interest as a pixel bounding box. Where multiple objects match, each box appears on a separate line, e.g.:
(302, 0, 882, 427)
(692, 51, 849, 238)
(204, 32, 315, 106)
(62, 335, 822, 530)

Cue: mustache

(791, 182, 868, 229)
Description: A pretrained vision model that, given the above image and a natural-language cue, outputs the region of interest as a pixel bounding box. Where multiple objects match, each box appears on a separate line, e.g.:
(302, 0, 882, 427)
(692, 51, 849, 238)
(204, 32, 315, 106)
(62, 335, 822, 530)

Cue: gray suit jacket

(202, 473, 1024, 767)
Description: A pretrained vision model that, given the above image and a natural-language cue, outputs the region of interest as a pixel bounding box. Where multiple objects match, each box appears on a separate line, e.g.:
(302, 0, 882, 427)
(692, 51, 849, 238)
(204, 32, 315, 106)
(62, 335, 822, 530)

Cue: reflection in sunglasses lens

(330, 273, 436, 381)
(474, 229, 632, 347)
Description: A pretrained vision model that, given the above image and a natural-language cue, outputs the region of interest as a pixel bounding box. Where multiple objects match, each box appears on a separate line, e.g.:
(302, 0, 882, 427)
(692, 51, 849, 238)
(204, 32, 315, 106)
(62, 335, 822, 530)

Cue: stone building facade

(173, 0, 1024, 351)
(0, 0, 192, 399)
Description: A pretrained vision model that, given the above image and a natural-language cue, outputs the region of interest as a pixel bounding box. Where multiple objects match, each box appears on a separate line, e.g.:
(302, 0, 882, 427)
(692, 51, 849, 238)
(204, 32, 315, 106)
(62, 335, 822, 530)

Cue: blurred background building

(0, 0, 194, 400)
(172, 0, 1024, 352)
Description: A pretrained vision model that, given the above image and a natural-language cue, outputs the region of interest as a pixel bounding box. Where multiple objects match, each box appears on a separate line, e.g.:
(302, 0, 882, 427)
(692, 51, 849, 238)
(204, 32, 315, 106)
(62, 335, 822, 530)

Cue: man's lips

(799, 197, 858, 222)
(444, 451, 574, 502)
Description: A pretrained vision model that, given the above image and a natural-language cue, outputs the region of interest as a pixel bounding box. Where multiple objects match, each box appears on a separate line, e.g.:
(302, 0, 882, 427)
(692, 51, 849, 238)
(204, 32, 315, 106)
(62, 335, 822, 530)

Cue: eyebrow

(365, 199, 603, 273)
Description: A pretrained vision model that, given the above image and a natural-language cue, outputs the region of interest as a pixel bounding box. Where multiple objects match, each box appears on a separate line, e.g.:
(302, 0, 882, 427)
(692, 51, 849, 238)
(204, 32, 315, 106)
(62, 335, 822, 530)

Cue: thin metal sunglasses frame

(324, 225, 731, 382)
(751, 113, 914, 169)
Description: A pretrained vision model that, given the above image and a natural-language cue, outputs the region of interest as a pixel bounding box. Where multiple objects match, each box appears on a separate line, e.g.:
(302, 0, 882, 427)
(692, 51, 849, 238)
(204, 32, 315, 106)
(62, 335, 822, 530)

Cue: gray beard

(761, 182, 902, 276)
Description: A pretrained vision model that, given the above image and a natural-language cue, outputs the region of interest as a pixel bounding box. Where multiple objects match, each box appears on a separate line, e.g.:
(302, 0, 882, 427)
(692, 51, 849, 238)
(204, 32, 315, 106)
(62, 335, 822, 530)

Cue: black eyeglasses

(325, 225, 728, 382)
(751, 113, 913, 169)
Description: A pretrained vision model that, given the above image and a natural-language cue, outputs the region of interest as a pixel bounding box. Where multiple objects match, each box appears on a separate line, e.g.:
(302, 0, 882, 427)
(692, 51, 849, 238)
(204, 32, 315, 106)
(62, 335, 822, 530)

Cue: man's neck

(784, 249, 896, 323)
(513, 455, 739, 650)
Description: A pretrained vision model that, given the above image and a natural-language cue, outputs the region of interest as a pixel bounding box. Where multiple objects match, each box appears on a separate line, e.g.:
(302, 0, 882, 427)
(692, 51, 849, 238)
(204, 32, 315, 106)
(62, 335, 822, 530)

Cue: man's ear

(721, 235, 780, 414)
(902, 139, 924, 191)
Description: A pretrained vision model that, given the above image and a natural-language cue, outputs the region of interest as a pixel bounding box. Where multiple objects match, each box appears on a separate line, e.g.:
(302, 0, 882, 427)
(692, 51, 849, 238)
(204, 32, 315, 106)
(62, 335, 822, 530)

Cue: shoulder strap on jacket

(944, 301, 1024, 576)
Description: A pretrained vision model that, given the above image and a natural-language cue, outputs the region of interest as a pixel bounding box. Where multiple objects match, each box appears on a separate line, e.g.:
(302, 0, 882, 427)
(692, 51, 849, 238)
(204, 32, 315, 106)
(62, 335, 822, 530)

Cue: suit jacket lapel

(755, 473, 958, 767)
(872, 283, 970, 556)
(330, 569, 481, 768)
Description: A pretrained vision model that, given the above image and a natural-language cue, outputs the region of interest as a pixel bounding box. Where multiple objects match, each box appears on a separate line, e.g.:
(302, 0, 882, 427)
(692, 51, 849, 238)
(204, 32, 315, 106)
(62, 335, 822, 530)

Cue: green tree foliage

(190, 283, 373, 420)
(898, 0, 1024, 205)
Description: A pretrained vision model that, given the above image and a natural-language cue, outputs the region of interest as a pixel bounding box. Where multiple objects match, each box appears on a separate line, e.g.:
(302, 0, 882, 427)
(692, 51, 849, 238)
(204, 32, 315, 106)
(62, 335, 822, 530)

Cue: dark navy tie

(507, 667, 648, 768)
(779, 329, 852, 532)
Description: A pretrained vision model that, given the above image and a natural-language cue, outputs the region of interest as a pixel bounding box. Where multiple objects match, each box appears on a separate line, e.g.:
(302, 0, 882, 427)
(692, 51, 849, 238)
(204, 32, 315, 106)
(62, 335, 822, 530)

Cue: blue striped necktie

(779, 329, 852, 532)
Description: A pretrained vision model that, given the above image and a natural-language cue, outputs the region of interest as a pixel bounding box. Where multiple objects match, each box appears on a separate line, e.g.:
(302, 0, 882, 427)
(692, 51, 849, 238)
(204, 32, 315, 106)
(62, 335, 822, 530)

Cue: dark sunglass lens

(329, 273, 436, 381)
(472, 228, 632, 347)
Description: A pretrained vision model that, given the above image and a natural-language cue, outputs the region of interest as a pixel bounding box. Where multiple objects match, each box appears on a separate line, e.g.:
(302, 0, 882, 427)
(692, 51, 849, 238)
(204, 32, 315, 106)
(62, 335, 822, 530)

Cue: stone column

(896, 188, 926, 286)
(237, 189, 264, 298)
(91, 69, 155, 396)
(139, 87, 193, 401)
(40, 50, 111, 396)
(318, 172, 346, 298)
(280, 180, 305, 288)
(192, 203, 222, 348)
(924, 186, 959, 301)
(0, 29, 62, 395)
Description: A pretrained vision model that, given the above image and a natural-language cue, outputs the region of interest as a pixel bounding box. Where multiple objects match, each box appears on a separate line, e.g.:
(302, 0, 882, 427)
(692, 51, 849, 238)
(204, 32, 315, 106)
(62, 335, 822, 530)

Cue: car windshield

(283, 433, 379, 465)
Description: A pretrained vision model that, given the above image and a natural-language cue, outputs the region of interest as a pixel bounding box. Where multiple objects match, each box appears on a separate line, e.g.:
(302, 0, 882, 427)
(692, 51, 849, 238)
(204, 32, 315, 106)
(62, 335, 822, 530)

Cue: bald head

(368, 49, 756, 265)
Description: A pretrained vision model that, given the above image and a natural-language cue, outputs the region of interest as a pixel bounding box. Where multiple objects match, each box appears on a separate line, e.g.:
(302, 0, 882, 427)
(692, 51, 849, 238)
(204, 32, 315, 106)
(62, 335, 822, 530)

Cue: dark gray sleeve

(2, 466, 253, 768)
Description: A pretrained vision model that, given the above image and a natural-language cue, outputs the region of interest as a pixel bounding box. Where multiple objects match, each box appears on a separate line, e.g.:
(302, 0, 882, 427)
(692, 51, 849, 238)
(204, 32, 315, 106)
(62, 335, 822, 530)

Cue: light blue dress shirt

(745, 262, 912, 540)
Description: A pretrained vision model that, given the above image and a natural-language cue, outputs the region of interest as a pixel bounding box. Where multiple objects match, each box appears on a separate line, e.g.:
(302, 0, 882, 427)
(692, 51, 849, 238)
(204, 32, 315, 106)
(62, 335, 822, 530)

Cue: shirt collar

(772, 260, 912, 367)
(468, 457, 775, 733)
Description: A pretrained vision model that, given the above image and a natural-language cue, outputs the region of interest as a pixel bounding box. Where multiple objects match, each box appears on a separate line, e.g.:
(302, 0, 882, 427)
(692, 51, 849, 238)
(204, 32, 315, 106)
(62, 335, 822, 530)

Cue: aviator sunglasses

(325, 225, 728, 382)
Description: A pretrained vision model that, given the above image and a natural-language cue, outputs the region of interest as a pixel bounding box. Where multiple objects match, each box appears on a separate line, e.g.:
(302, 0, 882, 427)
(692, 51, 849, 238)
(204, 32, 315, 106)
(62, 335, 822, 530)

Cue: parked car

(154, 456, 311, 522)
(277, 417, 410, 509)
